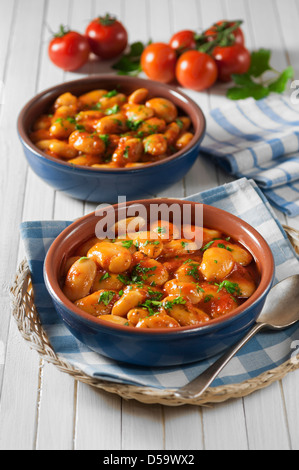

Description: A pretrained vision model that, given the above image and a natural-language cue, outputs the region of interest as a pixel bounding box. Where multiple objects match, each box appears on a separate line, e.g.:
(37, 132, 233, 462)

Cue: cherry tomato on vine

(48, 25, 90, 71)
(85, 14, 128, 60)
(141, 42, 177, 83)
(175, 50, 218, 91)
(204, 20, 245, 46)
(212, 44, 251, 82)
(169, 30, 197, 53)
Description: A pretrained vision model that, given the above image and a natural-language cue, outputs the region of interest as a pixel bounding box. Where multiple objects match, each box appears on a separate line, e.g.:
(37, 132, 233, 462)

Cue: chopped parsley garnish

(141, 299, 162, 316)
(117, 274, 130, 284)
(98, 290, 116, 306)
(196, 285, 205, 293)
(201, 240, 214, 251)
(147, 288, 163, 300)
(105, 104, 120, 115)
(186, 262, 200, 281)
(100, 272, 110, 281)
(66, 116, 76, 124)
(143, 240, 160, 246)
(204, 295, 214, 303)
(131, 264, 157, 283)
(75, 124, 86, 132)
(141, 295, 186, 316)
(123, 145, 130, 159)
(157, 226, 167, 234)
(104, 89, 118, 98)
(78, 256, 89, 262)
(144, 139, 151, 153)
(91, 102, 102, 110)
(216, 280, 241, 296)
(121, 239, 133, 248)
(183, 258, 194, 264)
(126, 118, 143, 131)
(113, 118, 123, 126)
(217, 242, 233, 252)
(145, 123, 159, 134)
(217, 243, 226, 249)
(175, 118, 184, 129)
(99, 134, 110, 149)
(163, 296, 186, 310)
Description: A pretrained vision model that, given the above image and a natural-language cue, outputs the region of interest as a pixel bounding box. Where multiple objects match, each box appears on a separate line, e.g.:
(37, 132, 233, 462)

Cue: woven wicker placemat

(9, 225, 299, 407)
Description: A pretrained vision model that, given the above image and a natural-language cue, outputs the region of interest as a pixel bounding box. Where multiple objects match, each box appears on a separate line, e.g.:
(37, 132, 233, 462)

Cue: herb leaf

(121, 239, 133, 248)
(216, 280, 241, 296)
(201, 240, 215, 251)
(105, 104, 120, 115)
(248, 48, 271, 77)
(163, 296, 186, 310)
(268, 66, 294, 93)
(100, 272, 110, 281)
(131, 263, 157, 284)
(112, 41, 145, 76)
(98, 290, 116, 306)
(78, 256, 89, 262)
(227, 48, 294, 100)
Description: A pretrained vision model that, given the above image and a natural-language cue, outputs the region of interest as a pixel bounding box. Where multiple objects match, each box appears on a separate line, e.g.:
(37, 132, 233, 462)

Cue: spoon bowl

(174, 274, 299, 400)
(257, 274, 299, 329)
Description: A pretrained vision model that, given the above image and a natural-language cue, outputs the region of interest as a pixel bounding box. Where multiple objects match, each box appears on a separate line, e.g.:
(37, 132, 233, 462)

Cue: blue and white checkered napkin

(19, 178, 299, 390)
(200, 95, 299, 217)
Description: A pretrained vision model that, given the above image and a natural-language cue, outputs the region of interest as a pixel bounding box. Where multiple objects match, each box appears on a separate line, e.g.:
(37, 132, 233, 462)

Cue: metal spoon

(174, 274, 299, 400)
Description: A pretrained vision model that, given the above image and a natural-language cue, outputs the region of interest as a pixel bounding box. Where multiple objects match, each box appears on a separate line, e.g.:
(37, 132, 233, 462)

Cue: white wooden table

(1, 0, 299, 451)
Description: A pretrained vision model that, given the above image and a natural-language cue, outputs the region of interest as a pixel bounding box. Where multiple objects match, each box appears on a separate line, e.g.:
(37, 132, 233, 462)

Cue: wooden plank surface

(0, 0, 299, 451)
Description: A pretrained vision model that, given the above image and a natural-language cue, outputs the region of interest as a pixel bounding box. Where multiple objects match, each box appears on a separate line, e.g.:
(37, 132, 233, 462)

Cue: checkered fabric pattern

(19, 178, 299, 390)
(200, 96, 299, 216)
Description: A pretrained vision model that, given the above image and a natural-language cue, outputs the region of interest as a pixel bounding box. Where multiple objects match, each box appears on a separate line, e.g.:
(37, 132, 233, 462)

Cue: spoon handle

(174, 322, 265, 400)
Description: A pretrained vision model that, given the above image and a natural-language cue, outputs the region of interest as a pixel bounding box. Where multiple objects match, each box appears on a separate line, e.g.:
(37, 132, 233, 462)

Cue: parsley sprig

(227, 48, 294, 100)
(112, 41, 145, 76)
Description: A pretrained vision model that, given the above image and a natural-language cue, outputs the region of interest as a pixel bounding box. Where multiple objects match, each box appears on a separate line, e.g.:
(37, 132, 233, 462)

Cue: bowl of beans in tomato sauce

(44, 198, 274, 367)
(17, 75, 205, 203)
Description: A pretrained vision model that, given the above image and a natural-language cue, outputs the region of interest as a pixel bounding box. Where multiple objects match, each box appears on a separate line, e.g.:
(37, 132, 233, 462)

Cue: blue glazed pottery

(43, 199, 275, 367)
(17, 75, 206, 203)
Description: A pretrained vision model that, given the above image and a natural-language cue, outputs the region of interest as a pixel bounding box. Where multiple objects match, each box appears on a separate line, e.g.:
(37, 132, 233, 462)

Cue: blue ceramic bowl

(43, 198, 275, 367)
(17, 75, 206, 203)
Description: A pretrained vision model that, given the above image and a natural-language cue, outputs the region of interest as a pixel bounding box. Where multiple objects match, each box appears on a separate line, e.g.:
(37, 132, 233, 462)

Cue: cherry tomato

(169, 30, 196, 53)
(175, 50, 218, 91)
(85, 14, 128, 60)
(141, 42, 177, 83)
(204, 20, 245, 46)
(212, 44, 251, 82)
(48, 25, 90, 71)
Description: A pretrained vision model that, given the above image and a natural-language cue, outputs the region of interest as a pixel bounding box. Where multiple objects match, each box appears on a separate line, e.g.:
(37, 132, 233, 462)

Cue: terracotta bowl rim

(44, 198, 275, 336)
(17, 74, 206, 173)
